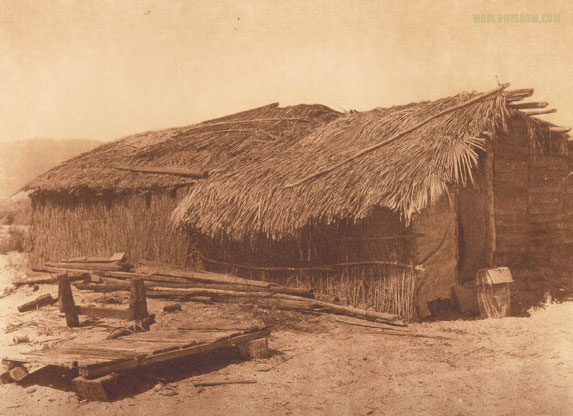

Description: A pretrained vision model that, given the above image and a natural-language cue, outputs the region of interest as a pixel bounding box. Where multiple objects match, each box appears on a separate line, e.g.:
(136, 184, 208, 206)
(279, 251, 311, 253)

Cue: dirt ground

(1, 251, 572, 416)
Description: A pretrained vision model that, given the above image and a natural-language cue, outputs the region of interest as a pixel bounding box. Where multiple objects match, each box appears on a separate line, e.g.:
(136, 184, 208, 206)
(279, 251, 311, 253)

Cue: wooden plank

(494, 160, 528, 173)
(5, 353, 113, 367)
(65, 252, 126, 263)
(495, 144, 528, 161)
(80, 329, 270, 378)
(494, 174, 529, 188)
(46, 262, 126, 271)
(530, 156, 569, 168)
(494, 206, 527, 215)
(42, 347, 143, 359)
(528, 189, 563, 197)
(76, 306, 133, 320)
(527, 205, 563, 215)
(118, 329, 247, 343)
(495, 192, 528, 204)
(528, 213, 564, 223)
(73, 373, 118, 401)
(495, 245, 529, 254)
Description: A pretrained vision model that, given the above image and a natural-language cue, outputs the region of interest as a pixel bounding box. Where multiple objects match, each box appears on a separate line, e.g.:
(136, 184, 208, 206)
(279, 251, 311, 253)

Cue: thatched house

(27, 84, 573, 320)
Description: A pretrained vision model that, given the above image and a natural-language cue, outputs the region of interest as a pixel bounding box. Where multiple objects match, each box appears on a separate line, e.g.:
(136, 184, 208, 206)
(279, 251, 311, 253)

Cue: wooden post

(483, 142, 496, 267)
(237, 338, 269, 359)
(72, 373, 119, 401)
(57, 274, 80, 328)
(129, 278, 148, 320)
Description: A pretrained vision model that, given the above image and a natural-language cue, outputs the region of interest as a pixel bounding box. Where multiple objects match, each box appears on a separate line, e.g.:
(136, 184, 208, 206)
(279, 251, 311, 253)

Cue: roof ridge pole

(283, 83, 510, 190)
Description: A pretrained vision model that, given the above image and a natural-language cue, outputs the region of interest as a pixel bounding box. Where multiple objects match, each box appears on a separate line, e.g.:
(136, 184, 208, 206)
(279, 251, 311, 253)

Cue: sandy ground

(0, 252, 572, 416)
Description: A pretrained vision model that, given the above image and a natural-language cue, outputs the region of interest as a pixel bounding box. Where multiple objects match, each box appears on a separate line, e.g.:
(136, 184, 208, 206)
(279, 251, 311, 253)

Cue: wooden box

(476, 267, 513, 318)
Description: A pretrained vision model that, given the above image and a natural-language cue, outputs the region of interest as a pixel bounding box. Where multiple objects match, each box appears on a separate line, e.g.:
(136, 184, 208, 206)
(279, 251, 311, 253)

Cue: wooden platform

(5, 326, 269, 379)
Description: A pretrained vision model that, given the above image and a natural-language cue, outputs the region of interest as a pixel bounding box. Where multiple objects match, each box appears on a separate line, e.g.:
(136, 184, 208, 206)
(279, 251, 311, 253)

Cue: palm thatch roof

(172, 85, 564, 239)
(28, 84, 567, 241)
(26, 103, 341, 194)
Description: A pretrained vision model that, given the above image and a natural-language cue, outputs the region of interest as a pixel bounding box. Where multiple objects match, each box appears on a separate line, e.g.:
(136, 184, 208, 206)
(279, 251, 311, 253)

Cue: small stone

(27, 388, 36, 394)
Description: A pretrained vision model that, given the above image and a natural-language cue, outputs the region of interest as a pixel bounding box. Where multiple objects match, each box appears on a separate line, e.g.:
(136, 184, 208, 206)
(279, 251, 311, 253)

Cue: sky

(1, 0, 572, 142)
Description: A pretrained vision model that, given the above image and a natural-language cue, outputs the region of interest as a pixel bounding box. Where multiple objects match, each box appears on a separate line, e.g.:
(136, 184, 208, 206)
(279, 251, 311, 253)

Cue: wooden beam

(509, 101, 549, 110)
(522, 108, 557, 116)
(13, 273, 89, 287)
(37, 265, 314, 298)
(17, 294, 58, 312)
(72, 373, 118, 401)
(505, 88, 534, 101)
(65, 253, 126, 263)
(145, 287, 403, 324)
(75, 306, 133, 320)
(110, 165, 208, 179)
(483, 142, 496, 267)
(550, 127, 571, 134)
(46, 262, 127, 271)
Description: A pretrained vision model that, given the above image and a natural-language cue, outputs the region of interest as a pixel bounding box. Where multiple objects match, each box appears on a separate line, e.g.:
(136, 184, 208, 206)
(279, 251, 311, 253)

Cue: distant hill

(0, 138, 102, 201)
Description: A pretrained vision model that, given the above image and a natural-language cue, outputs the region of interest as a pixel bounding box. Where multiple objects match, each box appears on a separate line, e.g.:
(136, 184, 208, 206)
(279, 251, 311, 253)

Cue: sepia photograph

(0, 0, 572, 414)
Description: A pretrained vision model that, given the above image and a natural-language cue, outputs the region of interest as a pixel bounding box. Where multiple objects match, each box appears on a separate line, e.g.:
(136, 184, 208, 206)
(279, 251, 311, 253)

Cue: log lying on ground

(163, 303, 182, 312)
(17, 294, 58, 312)
(8, 366, 28, 382)
(145, 287, 404, 325)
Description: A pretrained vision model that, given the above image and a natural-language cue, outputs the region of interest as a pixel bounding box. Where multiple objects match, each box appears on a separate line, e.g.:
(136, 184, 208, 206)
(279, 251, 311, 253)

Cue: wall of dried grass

(29, 188, 194, 268)
(194, 207, 419, 321)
